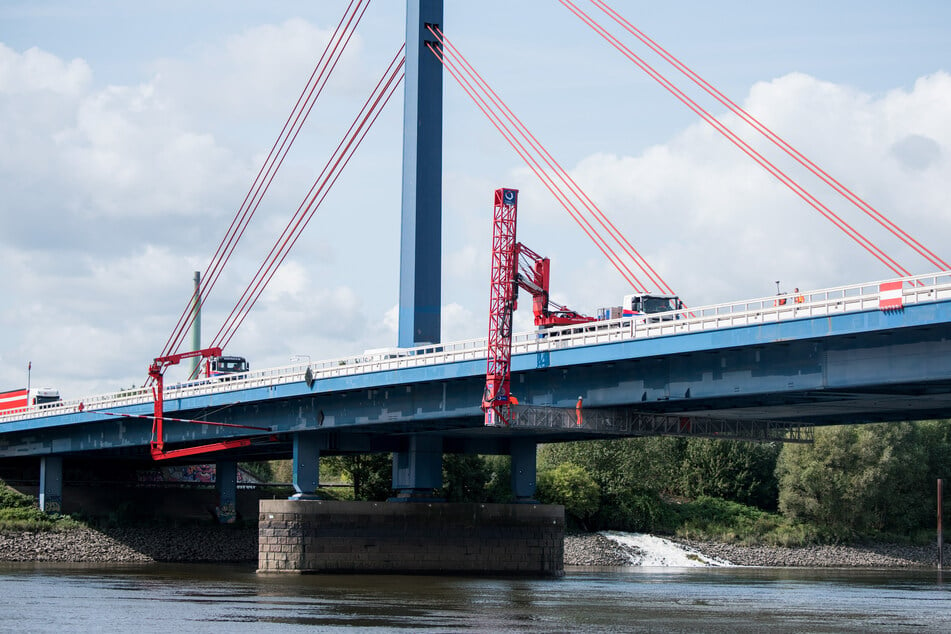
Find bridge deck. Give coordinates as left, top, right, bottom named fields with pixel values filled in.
left=2, top=272, right=951, bottom=459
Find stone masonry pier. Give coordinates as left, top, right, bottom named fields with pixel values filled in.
left=258, top=500, right=564, bottom=576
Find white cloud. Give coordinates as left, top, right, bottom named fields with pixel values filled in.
left=0, top=16, right=382, bottom=398
left=0, top=44, right=91, bottom=95
left=560, top=71, right=951, bottom=307
left=150, top=18, right=364, bottom=127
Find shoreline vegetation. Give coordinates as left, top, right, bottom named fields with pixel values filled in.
left=0, top=526, right=946, bottom=568
left=3, top=427, right=949, bottom=569
left=1, top=480, right=947, bottom=568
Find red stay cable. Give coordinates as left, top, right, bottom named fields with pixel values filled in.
left=189, top=0, right=372, bottom=352
left=221, top=76, right=403, bottom=350
left=430, top=26, right=675, bottom=297
left=561, top=0, right=912, bottom=277
left=217, top=69, right=405, bottom=351
left=430, top=43, right=645, bottom=292
left=162, top=0, right=365, bottom=362
left=213, top=49, right=403, bottom=349
left=591, top=0, right=950, bottom=272
left=428, top=39, right=648, bottom=293
left=156, top=0, right=371, bottom=372
left=212, top=49, right=406, bottom=350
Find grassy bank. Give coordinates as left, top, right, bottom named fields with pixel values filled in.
left=666, top=497, right=824, bottom=546
left=651, top=496, right=937, bottom=547
left=0, top=483, right=81, bottom=532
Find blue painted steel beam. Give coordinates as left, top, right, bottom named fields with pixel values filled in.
left=39, top=455, right=62, bottom=512
left=215, top=460, right=237, bottom=523
left=399, top=0, right=444, bottom=347
left=510, top=438, right=537, bottom=501
left=391, top=433, right=443, bottom=496
left=291, top=431, right=322, bottom=499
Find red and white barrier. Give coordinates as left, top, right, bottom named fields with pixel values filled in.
left=879, top=281, right=903, bottom=311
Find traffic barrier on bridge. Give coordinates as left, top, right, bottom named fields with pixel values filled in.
left=879, top=281, right=904, bottom=311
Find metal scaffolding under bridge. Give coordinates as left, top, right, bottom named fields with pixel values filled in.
left=505, top=404, right=815, bottom=444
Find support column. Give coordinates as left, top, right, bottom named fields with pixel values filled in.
left=215, top=460, right=237, bottom=524
left=39, top=455, right=62, bottom=513
left=189, top=271, right=201, bottom=377
left=290, top=431, right=321, bottom=500
left=398, top=0, right=444, bottom=347
left=391, top=434, right=443, bottom=500
left=510, top=438, right=537, bottom=503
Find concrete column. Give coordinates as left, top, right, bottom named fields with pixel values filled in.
left=290, top=431, right=321, bottom=500
left=391, top=434, right=443, bottom=500
left=510, top=438, right=537, bottom=502
left=39, top=455, right=63, bottom=513
left=215, top=460, right=237, bottom=524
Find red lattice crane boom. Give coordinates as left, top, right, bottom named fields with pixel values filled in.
left=482, top=188, right=595, bottom=426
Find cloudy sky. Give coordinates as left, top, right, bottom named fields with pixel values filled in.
left=1, top=1, right=949, bottom=398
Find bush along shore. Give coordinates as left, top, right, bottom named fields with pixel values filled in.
left=1, top=526, right=948, bottom=567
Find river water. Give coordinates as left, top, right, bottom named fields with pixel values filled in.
left=0, top=562, right=948, bottom=633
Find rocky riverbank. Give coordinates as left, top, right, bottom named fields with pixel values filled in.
left=565, top=532, right=949, bottom=568
left=1, top=526, right=947, bottom=568
left=0, top=526, right=257, bottom=563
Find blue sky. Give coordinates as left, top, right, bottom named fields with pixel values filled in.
left=1, top=1, right=949, bottom=397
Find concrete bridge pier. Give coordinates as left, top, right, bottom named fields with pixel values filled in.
left=258, top=434, right=564, bottom=575
left=390, top=434, right=443, bottom=500
left=39, top=455, right=62, bottom=513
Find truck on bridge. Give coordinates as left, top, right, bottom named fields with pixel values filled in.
left=207, top=355, right=250, bottom=378
left=619, top=292, right=684, bottom=321
left=0, top=387, right=61, bottom=414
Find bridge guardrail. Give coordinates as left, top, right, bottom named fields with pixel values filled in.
left=4, top=271, right=951, bottom=424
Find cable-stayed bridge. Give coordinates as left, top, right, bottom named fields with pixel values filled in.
left=1, top=2, right=948, bottom=574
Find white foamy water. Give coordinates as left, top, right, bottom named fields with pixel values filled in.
left=601, top=531, right=734, bottom=567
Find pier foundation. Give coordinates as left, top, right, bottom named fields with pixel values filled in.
left=258, top=500, right=564, bottom=576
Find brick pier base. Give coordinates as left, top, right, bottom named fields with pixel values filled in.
left=258, top=500, right=564, bottom=576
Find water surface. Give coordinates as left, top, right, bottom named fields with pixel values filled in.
left=0, top=563, right=947, bottom=632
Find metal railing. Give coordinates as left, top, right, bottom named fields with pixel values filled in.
left=3, top=271, right=950, bottom=424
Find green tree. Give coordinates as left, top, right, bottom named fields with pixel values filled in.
left=536, top=462, right=600, bottom=529
left=677, top=439, right=780, bottom=510
left=441, top=454, right=491, bottom=502
left=482, top=455, right=513, bottom=503
left=238, top=461, right=274, bottom=483
left=324, top=454, right=393, bottom=501
left=777, top=423, right=931, bottom=536
left=540, top=438, right=678, bottom=531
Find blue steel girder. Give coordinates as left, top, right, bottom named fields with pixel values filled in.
left=5, top=301, right=951, bottom=460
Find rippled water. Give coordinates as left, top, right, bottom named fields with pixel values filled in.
left=0, top=563, right=948, bottom=632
